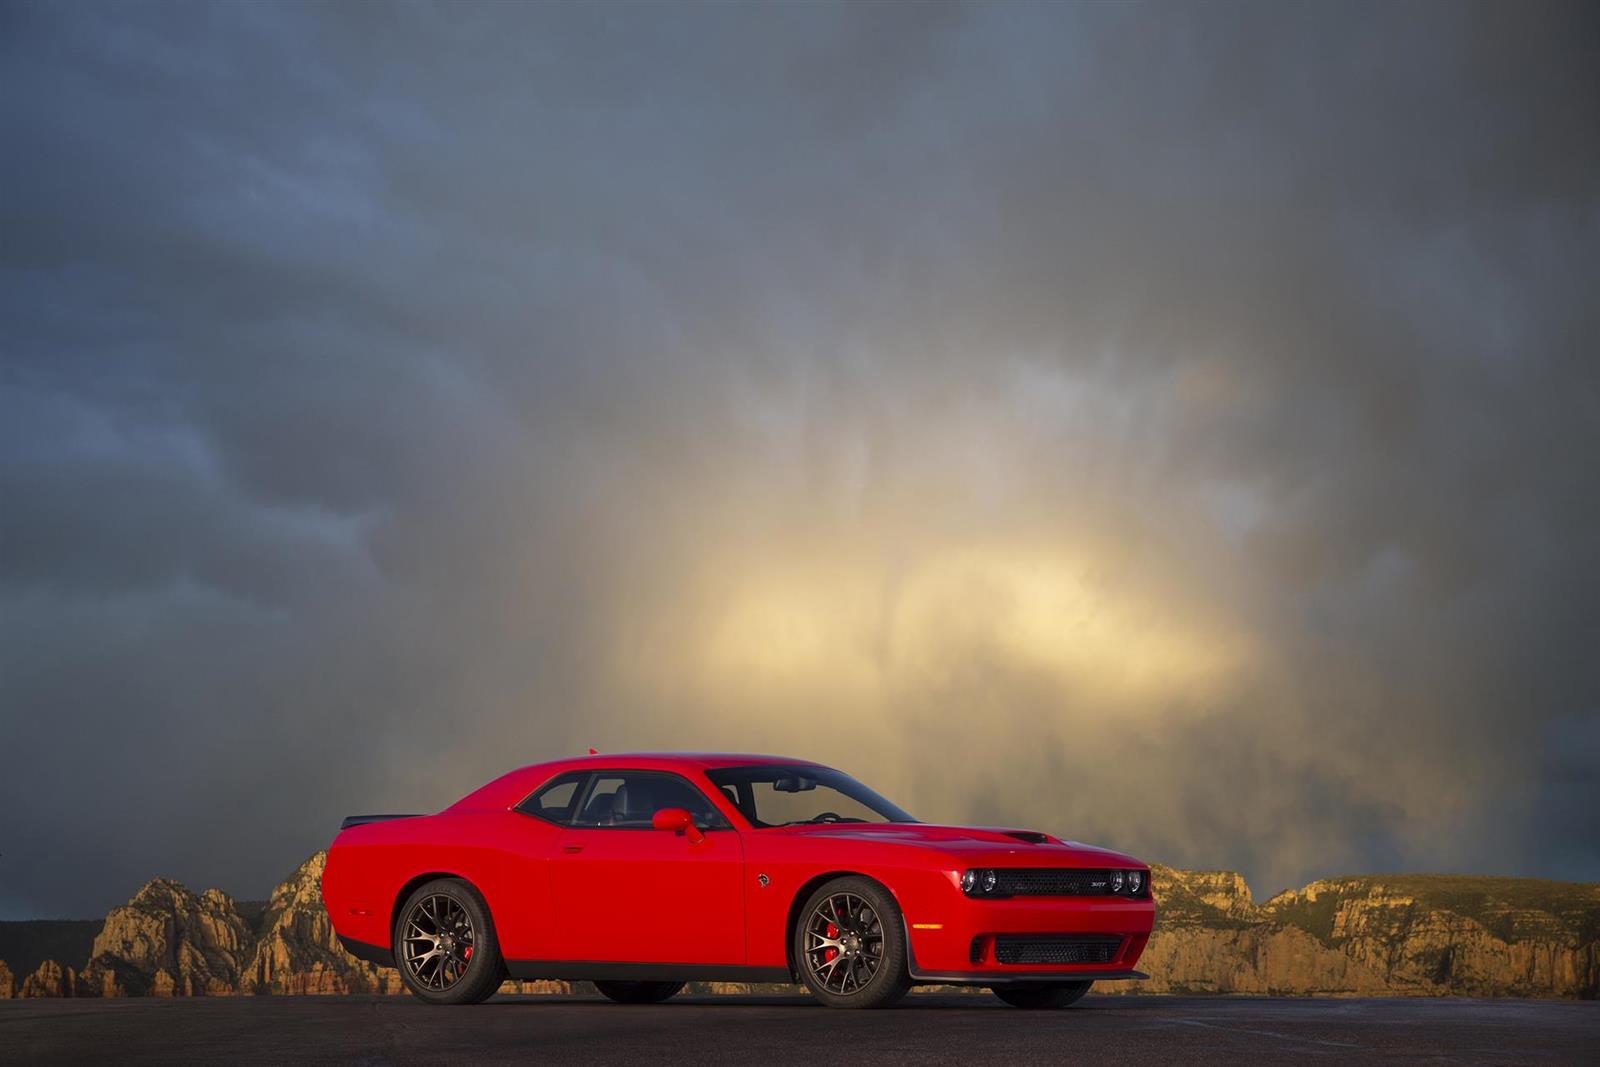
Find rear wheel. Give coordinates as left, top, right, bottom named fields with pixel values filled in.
left=794, top=876, right=911, bottom=1009
left=990, top=980, right=1093, bottom=1009
left=394, top=878, right=504, bottom=1005
left=593, top=980, right=684, bottom=1004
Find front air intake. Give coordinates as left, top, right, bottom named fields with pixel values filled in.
left=992, top=935, right=1124, bottom=965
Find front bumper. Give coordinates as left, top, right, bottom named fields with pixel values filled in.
left=902, top=893, right=1154, bottom=983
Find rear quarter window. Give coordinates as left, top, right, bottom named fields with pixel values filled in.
left=516, top=772, right=588, bottom=824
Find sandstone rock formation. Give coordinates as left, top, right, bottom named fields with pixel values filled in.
left=1107, top=866, right=1600, bottom=998
left=247, top=851, right=404, bottom=995
left=0, top=959, right=15, bottom=998
left=19, top=959, right=75, bottom=998
left=77, top=878, right=252, bottom=996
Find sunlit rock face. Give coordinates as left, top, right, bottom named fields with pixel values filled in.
left=77, top=879, right=252, bottom=996
left=1109, top=867, right=1600, bottom=998
left=19, top=960, right=76, bottom=998
left=246, top=851, right=403, bottom=995
left=0, top=959, right=13, bottom=998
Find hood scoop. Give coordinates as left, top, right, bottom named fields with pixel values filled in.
left=1003, top=831, right=1051, bottom=844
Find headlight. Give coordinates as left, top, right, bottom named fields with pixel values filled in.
left=1109, top=870, right=1125, bottom=893
left=961, top=869, right=1000, bottom=896
left=1127, top=870, right=1144, bottom=895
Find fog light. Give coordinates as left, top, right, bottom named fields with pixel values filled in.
left=1128, top=870, right=1144, bottom=894
left=1109, top=870, right=1125, bottom=893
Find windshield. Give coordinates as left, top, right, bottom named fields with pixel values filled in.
left=705, top=765, right=917, bottom=827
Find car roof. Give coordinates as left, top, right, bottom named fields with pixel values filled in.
left=559, top=752, right=819, bottom=769
left=448, top=752, right=824, bottom=812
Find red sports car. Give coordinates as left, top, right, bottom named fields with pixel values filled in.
left=323, top=753, right=1154, bottom=1009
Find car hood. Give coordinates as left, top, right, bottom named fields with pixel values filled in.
left=777, top=822, right=1146, bottom=868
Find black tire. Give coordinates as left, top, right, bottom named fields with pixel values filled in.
left=592, top=980, right=685, bottom=1004
left=393, top=878, right=505, bottom=1005
left=990, top=980, right=1093, bottom=1009
left=793, top=876, right=911, bottom=1009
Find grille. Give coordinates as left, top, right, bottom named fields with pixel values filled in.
left=991, top=868, right=1141, bottom=897
left=992, top=935, right=1123, bottom=966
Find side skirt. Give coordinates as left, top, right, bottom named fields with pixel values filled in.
left=507, top=961, right=795, bottom=984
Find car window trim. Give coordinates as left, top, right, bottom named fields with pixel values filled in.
left=514, top=771, right=594, bottom=826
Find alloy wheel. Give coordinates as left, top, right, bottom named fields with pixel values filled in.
left=802, top=891, right=885, bottom=994
left=401, top=892, right=476, bottom=991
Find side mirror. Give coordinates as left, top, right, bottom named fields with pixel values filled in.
left=651, top=807, right=705, bottom=844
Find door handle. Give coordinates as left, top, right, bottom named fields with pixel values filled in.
left=562, top=845, right=584, bottom=854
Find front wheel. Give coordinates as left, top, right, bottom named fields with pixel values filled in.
left=593, top=980, right=684, bottom=1004
left=794, top=876, right=911, bottom=1009
left=990, top=980, right=1093, bottom=1009
left=394, top=878, right=505, bottom=1005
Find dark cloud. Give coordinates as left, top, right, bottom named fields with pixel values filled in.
left=2, top=0, right=1597, bottom=917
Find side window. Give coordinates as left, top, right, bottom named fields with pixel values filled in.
left=572, top=772, right=730, bottom=830
left=516, top=772, right=589, bottom=825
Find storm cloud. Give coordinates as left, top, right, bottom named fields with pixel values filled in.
left=2, top=0, right=1597, bottom=918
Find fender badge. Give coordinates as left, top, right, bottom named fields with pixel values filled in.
left=757, top=873, right=770, bottom=888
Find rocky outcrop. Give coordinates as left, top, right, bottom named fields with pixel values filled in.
left=246, top=852, right=403, bottom=995
left=77, top=879, right=252, bottom=996
left=1110, top=868, right=1600, bottom=998
left=1173, top=869, right=1257, bottom=918
left=0, top=959, right=15, bottom=998
left=1262, top=875, right=1600, bottom=997
left=19, top=960, right=75, bottom=998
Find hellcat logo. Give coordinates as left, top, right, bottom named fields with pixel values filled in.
left=757, top=874, right=770, bottom=888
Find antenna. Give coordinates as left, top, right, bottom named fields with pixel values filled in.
left=587, top=747, right=599, bottom=755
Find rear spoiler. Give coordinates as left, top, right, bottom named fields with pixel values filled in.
left=340, top=813, right=423, bottom=830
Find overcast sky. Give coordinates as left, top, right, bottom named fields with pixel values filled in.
left=2, top=0, right=1597, bottom=919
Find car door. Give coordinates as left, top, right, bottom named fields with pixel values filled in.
left=549, top=770, right=744, bottom=965
left=497, top=770, right=592, bottom=960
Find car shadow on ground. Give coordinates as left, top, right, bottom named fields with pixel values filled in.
left=485, top=992, right=1078, bottom=1011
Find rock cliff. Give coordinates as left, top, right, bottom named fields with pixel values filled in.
left=246, top=852, right=404, bottom=995
left=75, top=878, right=253, bottom=996
left=2, top=857, right=1594, bottom=998
left=19, top=959, right=75, bottom=998
left=1108, top=866, right=1600, bottom=998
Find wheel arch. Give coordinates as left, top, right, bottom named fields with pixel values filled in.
left=390, top=870, right=485, bottom=944
left=783, top=870, right=905, bottom=977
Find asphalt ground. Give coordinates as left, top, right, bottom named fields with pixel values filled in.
left=2, top=992, right=1596, bottom=1065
